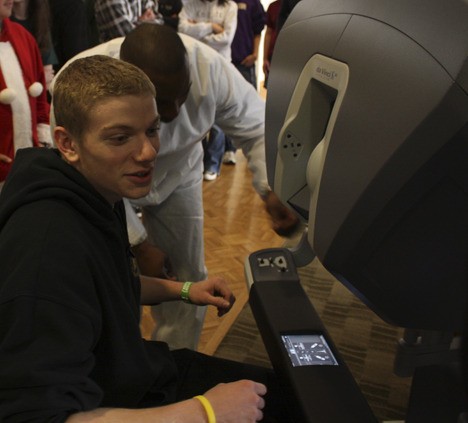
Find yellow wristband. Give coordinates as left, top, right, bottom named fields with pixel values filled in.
left=194, top=395, right=216, bottom=423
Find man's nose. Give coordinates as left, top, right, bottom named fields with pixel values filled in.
left=137, top=134, right=158, bottom=162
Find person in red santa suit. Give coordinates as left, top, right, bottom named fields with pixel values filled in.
left=0, top=0, right=51, bottom=191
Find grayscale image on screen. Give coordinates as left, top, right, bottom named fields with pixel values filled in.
left=281, top=334, right=338, bottom=367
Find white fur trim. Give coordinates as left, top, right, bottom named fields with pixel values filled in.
left=0, top=42, right=33, bottom=151
left=0, top=87, right=16, bottom=104
left=28, top=81, right=43, bottom=97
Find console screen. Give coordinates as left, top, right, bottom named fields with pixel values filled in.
left=281, top=333, right=338, bottom=366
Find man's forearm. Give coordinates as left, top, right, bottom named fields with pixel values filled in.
left=66, top=399, right=205, bottom=423
left=139, top=275, right=184, bottom=305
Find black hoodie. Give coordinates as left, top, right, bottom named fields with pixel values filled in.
left=0, top=148, right=177, bottom=422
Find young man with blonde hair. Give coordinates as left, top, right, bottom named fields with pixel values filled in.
left=0, top=55, right=288, bottom=422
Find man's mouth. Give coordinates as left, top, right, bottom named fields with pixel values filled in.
left=126, top=169, right=153, bottom=183
left=133, top=170, right=151, bottom=177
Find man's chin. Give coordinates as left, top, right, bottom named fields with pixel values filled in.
left=126, top=187, right=152, bottom=201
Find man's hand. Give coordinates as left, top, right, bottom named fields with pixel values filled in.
left=263, top=190, right=300, bottom=237
left=241, top=54, right=257, bottom=67
left=132, top=239, right=174, bottom=279
left=203, top=380, right=267, bottom=422
left=0, top=154, right=12, bottom=164
left=188, top=276, right=236, bottom=316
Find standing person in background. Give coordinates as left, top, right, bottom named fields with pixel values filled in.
left=231, top=0, right=265, bottom=88
left=222, top=0, right=265, bottom=166
left=49, top=0, right=91, bottom=70
left=0, top=0, right=52, bottom=192
left=178, top=0, right=238, bottom=180
left=11, top=0, right=58, bottom=90
left=94, top=0, right=163, bottom=42
left=178, top=0, right=237, bottom=61
left=263, top=0, right=280, bottom=89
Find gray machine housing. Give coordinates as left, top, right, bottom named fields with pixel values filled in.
left=266, top=0, right=468, bottom=331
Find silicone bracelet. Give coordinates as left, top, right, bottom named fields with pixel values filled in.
left=194, top=395, right=216, bottom=423
left=181, top=281, right=193, bottom=303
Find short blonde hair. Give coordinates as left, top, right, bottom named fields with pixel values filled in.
left=53, top=55, right=156, bottom=139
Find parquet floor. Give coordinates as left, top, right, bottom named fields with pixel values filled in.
left=140, top=152, right=285, bottom=354
left=199, top=153, right=284, bottom=354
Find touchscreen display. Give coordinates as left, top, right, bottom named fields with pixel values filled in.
left=281, top=333, right=338, bottom=367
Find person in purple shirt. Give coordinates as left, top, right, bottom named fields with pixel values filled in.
left=231, top=0, right=265, bottom=87
left=220, top=0, right=265, bottom=166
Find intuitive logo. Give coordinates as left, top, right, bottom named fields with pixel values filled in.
left=316, top=66, right=338, bottom=80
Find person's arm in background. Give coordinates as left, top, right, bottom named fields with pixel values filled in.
left=241, top=0, right=265, bottom=67
left=262, top=25, right=272, bottom=78
left=263, top=0, right=278, bottom=81
left=0, top=155, right=12, bottom=165
left=202, top=1, right=238, bottom=53
left=241, top=33, right=261, bottom=67
left=177, top=1, right=214, bottom=40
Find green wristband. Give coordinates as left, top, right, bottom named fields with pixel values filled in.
left=181, top=281, right=193, bottom=303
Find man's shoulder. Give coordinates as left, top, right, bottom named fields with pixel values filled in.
left=180, top=33, right=230, bottom=70
left=69, top=37, right=124, bottom=62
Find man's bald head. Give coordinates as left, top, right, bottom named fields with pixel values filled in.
left=120, top=24, right=191, bottom=123
left=121, top=23, right=187, bottom=76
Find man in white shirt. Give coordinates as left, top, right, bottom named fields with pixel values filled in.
left=54, top=23, right=298, bottom=350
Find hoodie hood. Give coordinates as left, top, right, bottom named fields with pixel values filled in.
left=0, top=148, right=119, bottom=234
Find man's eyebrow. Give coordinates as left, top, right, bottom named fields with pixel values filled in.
left=101, top=124, right=134, bottom=132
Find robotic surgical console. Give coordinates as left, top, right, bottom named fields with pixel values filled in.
left=244, top=0, right=468, bottom=421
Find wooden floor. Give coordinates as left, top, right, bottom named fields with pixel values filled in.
left=140, top=152, right=285, bottom=354
left=199, top=153, right=284, bottom=354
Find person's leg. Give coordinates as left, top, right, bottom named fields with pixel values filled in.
left=224, top=136, right=236, bottom=153
left=172, top=349, right=291, bottom=422
left=142, top=178, right=208, bottom=350
left=222, top=136, right=237, bottom=164
left=202, top=125, right=225, bottom=179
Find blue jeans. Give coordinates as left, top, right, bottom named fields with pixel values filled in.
left=202, top=125, right=225, bottom=174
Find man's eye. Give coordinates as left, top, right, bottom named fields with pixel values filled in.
left=109, top=135, right=129, bottom=144
left=147, top=127, right=159, bottom=137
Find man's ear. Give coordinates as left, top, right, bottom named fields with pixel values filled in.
left=54, top=126, right=80, bottom=164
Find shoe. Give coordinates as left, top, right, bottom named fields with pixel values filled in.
left=203, top=171, right=218, bottom=181
left=223, top=151, right=237, bottom=165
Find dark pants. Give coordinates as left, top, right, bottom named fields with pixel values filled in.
left=172, top=348, right=291, bottom=422
left=233, top=62, right=257, bottom=89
